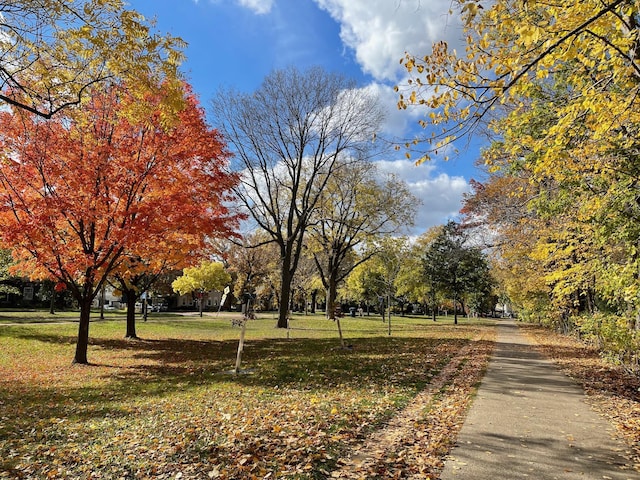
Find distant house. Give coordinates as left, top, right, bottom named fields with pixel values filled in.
left=92, top=285, right=122, bottom=309
left=175, top=290, right=224, bottom=310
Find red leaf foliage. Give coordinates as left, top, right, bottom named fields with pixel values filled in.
left=0, top=83, right=242, bottom=288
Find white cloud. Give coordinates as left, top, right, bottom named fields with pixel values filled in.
left=374, top=158, right=470, bottom=233
left=361, top=82, right=428, bottom=138
left=236, top=0, right=274, bottom=15
left=313, top=0, right=463, bottom=82
left=312, top=1, right=463, bottom=141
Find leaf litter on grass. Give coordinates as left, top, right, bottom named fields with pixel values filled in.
left=0, top=318, right=495, bottom=479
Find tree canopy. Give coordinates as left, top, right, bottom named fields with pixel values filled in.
left=422, top=221, right=492, bottom=324
left=0, top=82, right=240, bottom=363
left=0, top=0, right=185, bottom=118
left=399, top=0, right=640, bottom=165
left=308, top=160, right=418, bottom=321
left=212, top=66, right=384, bottom=328
left=401, top=0, right=640, bottom=366
left=172, top=261, right=231, bottom=316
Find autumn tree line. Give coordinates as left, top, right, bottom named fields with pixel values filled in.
left=0, top=1, right=498, bottom=365
left=397, top=0, right=640, bottom=371
left=9, top=0, right=636, bottom=372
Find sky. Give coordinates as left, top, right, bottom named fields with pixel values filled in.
left=128, top=0, right=486, bottom=235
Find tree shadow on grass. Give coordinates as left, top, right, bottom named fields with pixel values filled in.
left=0, top=328, right=482, bottom=426
left=0, top=326, right=496, bottom=480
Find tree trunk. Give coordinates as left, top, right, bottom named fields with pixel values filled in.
left=125, top=290, right=138, bottom=339
left=73, top=297, right=92, bottom=364
left=326, top=278, right=338, bottom=320
left=326, top=278, right=347, bottom=346
left=49, top=291, right=55, bottom=315
left=453, top=294, right=459, bottom=325
left=431, top=290, right=438, bottom=321
left=310, top=289, right=317, bottom=314
left=99, top=283, right=106, bottom=320
left=277, top=268, right=292, bottom=328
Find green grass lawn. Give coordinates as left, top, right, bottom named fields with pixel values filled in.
left=0, top=311, right=495, bottom=479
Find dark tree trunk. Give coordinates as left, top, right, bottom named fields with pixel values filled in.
left=99, top=284, right=106, bottom=320
left=125, top=291, right=138, bottom=339
left=49, top=291, right=55, bottom=315
left=310, top=289, right=317, bottom=314
left=326, top=278, right=346, bottom=347
left=73, top=297, right=93, bottom=364
left=277, top=268, right=292, bottom=328
left=453, top=293, right=459, bottom=325
left=326, top=277, right=338, bottom=320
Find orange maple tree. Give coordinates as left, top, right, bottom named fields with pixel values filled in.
left=0, top=83, right=241, bottom=364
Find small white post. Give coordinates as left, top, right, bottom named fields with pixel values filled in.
left=234, top=321, right=246, bottom=374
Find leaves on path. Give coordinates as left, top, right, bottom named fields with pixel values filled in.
left=524, top=325, right=640, bottom=472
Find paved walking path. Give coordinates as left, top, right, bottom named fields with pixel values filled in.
left=440, top=319, right=639, bottom=480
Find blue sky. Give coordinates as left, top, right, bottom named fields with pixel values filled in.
left=128, top=0, right=485, bottom=234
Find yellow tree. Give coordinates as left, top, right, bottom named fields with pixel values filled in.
left=396, top=226, right=444, bottom=320
left=343, top=237, right=409, bottom=336
left=399, top=0, right=640, bottom=167
left=172, top=261, right=232, bottom=317
left=307, top=160, right=417, bottom=322
left=0, top=0, right=185, bottom=118
left=401, top=0, right=640, bottom=347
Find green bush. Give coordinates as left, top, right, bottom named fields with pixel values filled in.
left=576, top=313, right=639, bottom=371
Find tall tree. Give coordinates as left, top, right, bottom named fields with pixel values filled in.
left=289, top=253, right=321, bottom=314
left=308, top=160, right=417, bottom=322
left=109, top=258, right=170, bottom=339
left=400, top=0, right=640, bottom=334
left=212, top=66, right=384, bottom=328
left=461, top=171, right=552, bottom=320
left=226, top=235, right=281, bottom=312
left=343, top=260, right=386, bottom=315
left=423, top=221, right=491, bottom=324
left=343, top=237, right=409, bottom=337
left=0, top=83, right=240, bottom=364
left=0, top=0, right=185, bottom=118
left=396, top=226, right=444, bottom=321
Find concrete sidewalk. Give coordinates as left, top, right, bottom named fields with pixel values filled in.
left=440, top=319, right=639, bottom=480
